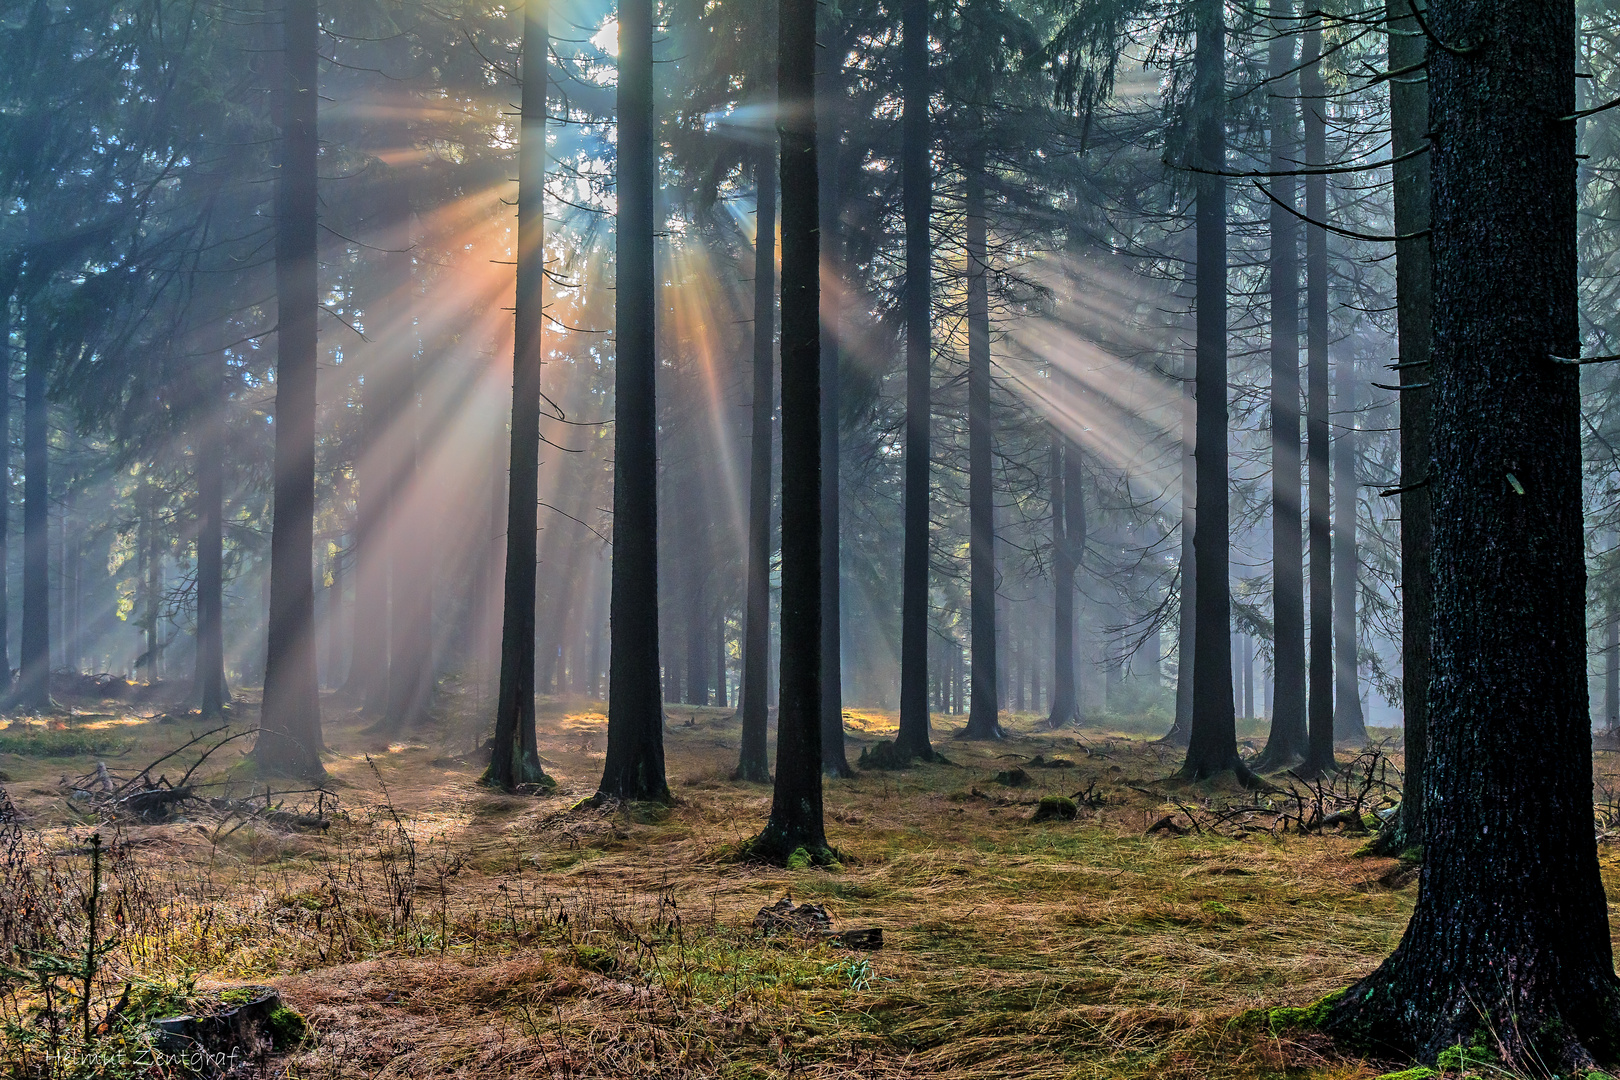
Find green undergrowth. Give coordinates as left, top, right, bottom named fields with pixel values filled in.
left=0, top=727, right=131, bottom=758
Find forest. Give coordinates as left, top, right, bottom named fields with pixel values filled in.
left=0, top=0, right=1617, bottom=1074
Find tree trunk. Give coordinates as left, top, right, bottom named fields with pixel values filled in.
left=1381, top=0, right=1431, bottom=853
left=1048, top=432, right=1084, bottom=728
left=894, top=0, right=933, bottom=761
left=1256, top=0, right=1306, bottom=770
left=1332, top=332, right=1367, bottom=742
left=0, top=298, right=13, bottom=690
left=1164, top=347, right=1194, bottom=745
left=1606, top=597, right=1619, bottom=735
left=17, top=301, right=48, bottom=711
left=487, top=0, right=550, bottom=791
left=737, top=140, right=776, bottom=784
left=598, top=0, right=669, bottom=802
left=323, top=532, right=344, bottom=692
left=256, top=0, right=325, bottom=777
left=145, top=494, right=161, bottom=681
left=1242, top=633, right=1253, bottom=719
left=1178, top=0, right=1249, bottom=783
left=1323, top=0, right=1620, bottom=1064
left=818, top=24, right=852, bottom=775
left=963, top=150, right=1001, bottom=740
left=1300, top=23, right=1335, bottom=777
left=752, top=0, right=827, bottom=858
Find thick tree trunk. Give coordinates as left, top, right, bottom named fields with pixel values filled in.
left=598, top=0, right=669, bottom=802
left=257, top=0, right=325, bottom=777
left=1256, top=0, right=1306, bottom=771
left=894, top=0, right=933, bottom=761
left=1378, top=0, right=1431, bottom=853
left=1332, top=336, right=1367, bottom=742
left=818, top=27, right=851, bottom=776
left=737, top=141, right=776, bottom=784
left=488, top=0, right=550, bottom=791
left=963, top=152, right=1001, bottom=740
left=1178, top=0, right=1249, bottom=783
left=1324, top=0, right=1620, bottom=1064
left=1300, top=24, right=1335, bottom=777
left=752, top=0, right=827, bottom=858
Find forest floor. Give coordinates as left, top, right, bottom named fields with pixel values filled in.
left=4, top=684, right=1618, bottom=1079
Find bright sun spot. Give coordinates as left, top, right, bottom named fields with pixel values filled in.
left=592, top=18, right=619, bottom=57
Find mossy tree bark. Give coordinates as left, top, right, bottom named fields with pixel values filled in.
left=1324, top=0, right=1620, bottom=1065
left=751, top=0, right=828, bottom=859
left=598, top=0, right=669, bottom=803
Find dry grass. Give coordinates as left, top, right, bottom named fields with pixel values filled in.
left=5, top=693, right=1617, bottom=1079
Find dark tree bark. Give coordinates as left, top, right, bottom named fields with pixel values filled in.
left=1177, top=0, right=1250, bottom=783
left=383, top=184, right=433, bottom=736
left=598, top=0, right=668, bottom=802
left=1255, top=0, right=1306, bottom=771
left=1323, top=0, right=1620, bottom=1065
left=894, top=0, right=933, bottom=761
left=17, top=302, right=47, bottom=711
left=1242, top=634, right=1254, bottom=719
left=962, top=151, right=1001, bottom=740
left=737, top=141, right=776, bottom=784
left=1164, top=350, right=1194, bottom=745
left=1300, top=23, right=1335, bottom=777
left=1332, top=333, right=1367, bottom=743
left=487, top=0, right=551, bottom=791
left=751, top=0, right=827, bottom=860
left=0, top=299, right=12, bottom=691
left=1048, top=432, right=1084, bottom=729
left=256, top=0, right=325, bottom=777
left=818, top=32, right=852, bottom=775
left=1047, top=432, right=1073, bottom=728
left=1378, top=0, right=1431, bottom=853
left=1608, top=595, right=1619, bottom=734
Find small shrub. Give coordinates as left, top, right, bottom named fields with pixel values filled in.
left=1031, top=796, right=1078, bottom=821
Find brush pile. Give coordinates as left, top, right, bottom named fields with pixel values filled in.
left=57, top=725, right=336, bottom=831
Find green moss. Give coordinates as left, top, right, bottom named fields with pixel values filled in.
left=1234, top=988, right=1347, bottom=1033
left=0, top=729, right=129, bottom=757
left=266, top=1004, right=308, bottom=1049
left=1436, top=1040, right=1494, bottom=1071
left=1031, top=795, right=1078, bottom=822
left=573, top=945, right=618, bottom=974
left=786, top=847, right=812, bottom=870
left=1370, top=1070, right=1437, bottom=1080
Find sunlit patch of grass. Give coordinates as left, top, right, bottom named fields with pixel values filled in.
left=0, top=692, right=1578, bottom=1079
